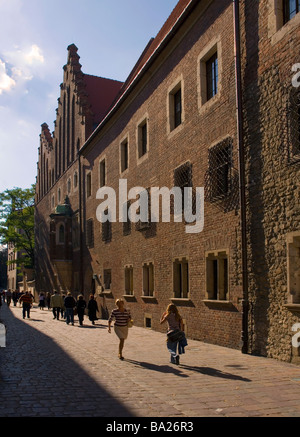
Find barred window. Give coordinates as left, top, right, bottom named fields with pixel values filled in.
left=86, top=218, right=94, bottom=248
left=206, top=138, right=232, bottom=201
left=174, top=162, right=192, bottom=212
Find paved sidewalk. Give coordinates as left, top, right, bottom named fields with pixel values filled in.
left=1, top=302, right=300, bottom=418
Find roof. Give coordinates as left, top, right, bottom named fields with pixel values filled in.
left=80, top=0, right=195, bottom=153
left=83, top=74, right=123, bottom=125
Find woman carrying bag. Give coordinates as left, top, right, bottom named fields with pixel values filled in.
left=160, top=303, right=187, bottom=365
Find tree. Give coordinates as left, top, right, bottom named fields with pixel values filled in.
left=0, top=185, right=35, bottom=269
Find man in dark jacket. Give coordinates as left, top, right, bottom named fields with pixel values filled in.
left=64, top=292, right=76, bottom=325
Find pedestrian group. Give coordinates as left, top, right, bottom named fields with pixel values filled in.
left=1, top=288, right=188, bottom=365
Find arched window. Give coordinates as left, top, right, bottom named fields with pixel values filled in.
left=58, top=224, right=65, bottom=244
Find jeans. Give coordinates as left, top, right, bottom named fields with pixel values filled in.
left=65, top=308, right=74, bottom=324
left=167, top=339, right=179, bottom=363
left=52, top=307, right=60, bottom=319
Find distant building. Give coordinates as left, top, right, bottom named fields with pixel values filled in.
left=35, top=0, right=300, bottom=363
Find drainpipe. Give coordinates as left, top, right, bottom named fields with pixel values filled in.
left=233, top=0, right=249, bottom=354
left=78, top=154, right=84, bottom=294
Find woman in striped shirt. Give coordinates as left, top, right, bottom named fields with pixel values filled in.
left=108, top=299, right=131, bottom=360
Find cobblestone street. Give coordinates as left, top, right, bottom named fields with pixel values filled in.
left=1, top=302, right=300, bottom=418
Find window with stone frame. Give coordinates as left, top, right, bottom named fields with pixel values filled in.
left=206, top=52, right=218, bottom=101
left=86, top=173, right=92, bottom=198
left=102, top=209, right=112, bottom=243
left=103, top=269, right=112, bottom=290
left=287, top=232, right=300, bottom=304
left=169, top=82, right=183, bottom=132
left=137, top=119, right=148, bottom=159
left=173, top=257, right=189, bottom=299
left=120, top=137, right=129, bottom=173
left=206, top=251, right=229, bottom=301
left=142, top=262, right=154, bottom=296
left=99, top=158, right=106, bottom=188
left=283, top=0, right=300, bottom=23
left=124, top=265, right=134, bottom=295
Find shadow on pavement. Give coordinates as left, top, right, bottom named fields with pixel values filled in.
left=179, top=364, right=252, bottom=381
left=124, top=359, right=189, bottom=378
left=0, top=305, right=133, bottom=417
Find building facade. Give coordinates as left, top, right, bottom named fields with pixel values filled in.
left=35, top=0, right=300, bottom=363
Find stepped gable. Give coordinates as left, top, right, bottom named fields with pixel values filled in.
left=40, top=122, right=53, bottom=152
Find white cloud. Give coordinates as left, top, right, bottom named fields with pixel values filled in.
left=24, top=44, right=44, bottom=65
left=0, top=59, right=16, bottom=94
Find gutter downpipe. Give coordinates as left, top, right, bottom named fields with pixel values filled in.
left=233, top=0, right=249, bottom=354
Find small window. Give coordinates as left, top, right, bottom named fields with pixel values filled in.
left=58, top=224, right=65, bottom=244
left=283, top=0, right=300, bottom=23
left=169, top=83, right=183, bottom=132
left=173, top=258, right=189, bottom=299
left=99, top=159, right=106, bottom=187
left=103, top=269, right=112, bottom=290
left=138, top=119, right=148, bottom=159
left=143, top=262, right=154, bottom=296
left=74, top=172, right=78, bottom=188
left=206, top=52, right=218, bottom=101
left=58, top=188, right=61, bottom=203
left=120, top=138, right=129, bottom=173
left=125, top=266, right=134, bottom=295
left=86, top=218, right=94, bottom=248
left=67, top=177, right=71, bottom=194
left=86, top=173, right=92, bottom=198
left=287, top=233, right=300, bottom=303
left=102, top=209, right=112, bottom=243
left=288, top=89, right=300, bottom=159
left=206, top=251, right=229, bottom=301
left=123, top=200, right=131, bottom=236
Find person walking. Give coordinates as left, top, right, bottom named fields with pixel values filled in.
left=76, top=295, right=86, bottom=326
left=38, top=292, right=46, bottom=310
left=50, top=290, right=64, bottom=320
left=108, top=298, right=132, bottom=360
left=12, top=290, right=18, bottom=307
left=6, top=289, right=12, bottom=307
left=160, top=303, right=187, bottom=365
left=64, top=291, right=76, bottom=325
left=87, top=294, right=99, bottom=325
left=19, top=291, right=33, bottom=319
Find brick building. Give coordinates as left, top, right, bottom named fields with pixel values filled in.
left=35, top=0, right=300, bottom=362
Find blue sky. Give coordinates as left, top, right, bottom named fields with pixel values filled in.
left=0, top=0, right=178, bottom=193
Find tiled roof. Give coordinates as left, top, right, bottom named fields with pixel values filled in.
left=83, top=74, right=123, bottom=125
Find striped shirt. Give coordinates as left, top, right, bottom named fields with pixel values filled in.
left=19, top=293, right=33, bottom=305
left=109, top=309, right=130, bottom=327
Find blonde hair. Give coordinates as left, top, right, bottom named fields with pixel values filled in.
left=115, top=298, right=124, bottom=308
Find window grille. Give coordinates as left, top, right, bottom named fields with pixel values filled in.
left=204, top=138, right=239, bottom=211
left=174, top=161, right=193, bottom=212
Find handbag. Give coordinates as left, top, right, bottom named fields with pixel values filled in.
left=127, top=318, right=134, bottom=328
left=167, top=329, right=185, bottom=342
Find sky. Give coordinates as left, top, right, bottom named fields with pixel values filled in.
left=0, top=0, right=179, bottom=193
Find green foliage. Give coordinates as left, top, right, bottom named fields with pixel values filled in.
left=0, top=185, right=35, bottom=268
